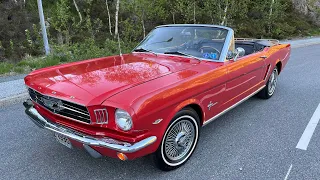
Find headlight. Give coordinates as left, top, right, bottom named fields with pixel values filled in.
left=115, top=109, right=133, bottom=131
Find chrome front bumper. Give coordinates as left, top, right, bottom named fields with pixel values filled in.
left=23, top=99, right=157, bottom=154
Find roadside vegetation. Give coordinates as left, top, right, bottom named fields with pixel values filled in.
left=0, top=0, right=319, bottom=75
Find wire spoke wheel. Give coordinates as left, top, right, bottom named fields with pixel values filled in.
left=164, top=119, right=195, bottom=161
left=155, top=109, right=200, bottom=171
left=268, top=69, right=278, bottom=96
left=159, top=113, right=199, bottom=170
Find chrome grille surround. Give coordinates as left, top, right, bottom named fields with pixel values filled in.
left=28, top=88, right=91, bottom=124
left=94, top=109, right=108, bottom=124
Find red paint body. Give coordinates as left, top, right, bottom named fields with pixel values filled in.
left=24, top=43, right=291, bottom=159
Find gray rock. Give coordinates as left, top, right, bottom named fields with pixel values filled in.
left=292, top=0, right=320, bottom=26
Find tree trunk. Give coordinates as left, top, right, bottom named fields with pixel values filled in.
left=211, top=14, right=214, bottom=24
left=106, top=0, right=112, bottom=35
left=141, top=9, right=146, bottom=38
left=73, top=0, right=82, bottom=23
left=142, top=19, right=146, bottom=38
left=65, top=30, right=70, bottom=45
left=114, top=0, right=120, bottom=38
left=193, top=1, right=196, bottom=24
left=218, top=2, right=222, bottom=21
left=268, top=0, right=275, bottom=33
left=172, top=12, right=175, bottom=24
left=57, top=32, right=63, bottom=45
left=221, top=0, right=229, bottom=26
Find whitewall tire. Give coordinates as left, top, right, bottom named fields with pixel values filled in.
left=153, top=108, right=200, bottom=171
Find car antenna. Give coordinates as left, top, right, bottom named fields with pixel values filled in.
left=117, top=32, right=124, bottom=63
left=117, top=33, right=122, bottom=56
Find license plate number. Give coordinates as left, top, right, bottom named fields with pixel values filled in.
left=55, top=133, right=72, bottom=149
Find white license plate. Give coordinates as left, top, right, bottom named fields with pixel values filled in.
left=54, top=133, right=72, bottom=149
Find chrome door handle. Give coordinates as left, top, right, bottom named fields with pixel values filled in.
left=260, top=55, right=268, bottom=59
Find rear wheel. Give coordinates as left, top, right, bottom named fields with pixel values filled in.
left=257, top=67, right=278, bottom=99
left=153, top=108, right=200, bottom=171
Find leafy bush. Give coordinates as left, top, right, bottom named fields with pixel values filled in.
left=0, top=38, right=137, bottom=75
left=0, top=0, right=319, bottom=75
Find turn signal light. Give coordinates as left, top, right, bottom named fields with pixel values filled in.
left=117, top=152, right=128, bottom=161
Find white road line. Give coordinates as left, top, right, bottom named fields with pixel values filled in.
left=296, top=103, right=320, bottom=150
left=284, top=164, right=293, bottom=180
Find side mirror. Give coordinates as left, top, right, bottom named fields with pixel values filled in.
left=233, top=47, right=245, bottom=61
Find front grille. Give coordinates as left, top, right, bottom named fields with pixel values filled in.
left=28, top=88, right=91, bottom=124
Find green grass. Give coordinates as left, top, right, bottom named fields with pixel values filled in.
left=308, top=28, right=320, bottom=36
left=0, top=62, right=14, bottom=74
left=0, top=55, right=77, bottom=75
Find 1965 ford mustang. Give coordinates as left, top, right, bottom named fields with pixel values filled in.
left=23, top=24, right=290, bottom=171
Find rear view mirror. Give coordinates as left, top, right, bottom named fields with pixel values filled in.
left=233, top=47, right=245, bottom=61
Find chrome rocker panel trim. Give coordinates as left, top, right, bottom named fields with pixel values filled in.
left=23, top=99, right=157, bottom=154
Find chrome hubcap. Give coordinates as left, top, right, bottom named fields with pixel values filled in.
left=268, top=69, right=278, bottom=96
left=164, top=120, right=195, bottom=161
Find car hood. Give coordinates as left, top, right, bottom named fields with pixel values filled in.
left=25, top=53, right=199, bottom=105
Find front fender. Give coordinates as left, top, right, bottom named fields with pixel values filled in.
left=134, top=98, right=203, bottom=152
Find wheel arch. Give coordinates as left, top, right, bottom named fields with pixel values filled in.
left=276, top=61, right=282, bottom=74
left=183, top=104, right=204, bottom=126
left=168, top=98, right=205, bottom=127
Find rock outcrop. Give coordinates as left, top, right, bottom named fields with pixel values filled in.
left=292, top=0, right=320, bottom=26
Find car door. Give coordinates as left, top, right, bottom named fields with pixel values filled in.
left=222, top=51, right=266, bottom=108
left=197, top=61, right=234, bottom=125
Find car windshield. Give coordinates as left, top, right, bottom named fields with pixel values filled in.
left=134, top=26, right=228, bottom=60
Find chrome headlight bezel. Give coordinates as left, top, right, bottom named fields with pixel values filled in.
left=115, top=109, right=133, bottom=131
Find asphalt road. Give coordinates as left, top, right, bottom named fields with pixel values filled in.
left=1, top=44, right=320, bottom=180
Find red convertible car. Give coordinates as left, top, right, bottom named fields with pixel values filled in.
left=23, top=24, right=290, bottom=171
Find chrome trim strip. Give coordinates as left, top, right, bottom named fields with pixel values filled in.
left=23, top=99, right=157, bottom=153
left=62, top=103, right=89, bottom=114
left=203, top=85, right=265, bottom=126
left=152, top=118, right=163, bottom=125
left=60, top=105, right=90, bottom=117
left=220, top=28, right=234, bottom=62
left=156, top=24, right=233, bottom=31
left=58, top=110, right=91, bottom=120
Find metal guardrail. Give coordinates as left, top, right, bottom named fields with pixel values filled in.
left=235, top=38, right=280, bottom=45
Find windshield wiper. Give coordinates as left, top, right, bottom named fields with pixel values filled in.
left=133, top=47, right=157, bottom=56
left=164, top=51, right=201, bottom=61
left=145, top=37, right=173, bottom=46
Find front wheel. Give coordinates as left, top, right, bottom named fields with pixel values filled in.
left=257, top=67, right=278, bottom=99
left=153, top=108, right=200, bottom=171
